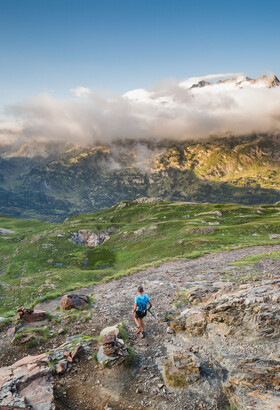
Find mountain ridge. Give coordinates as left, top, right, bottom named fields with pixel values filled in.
left=190, top=74, right=280, bottom=89
left=0, top=134, right=280, bottom=221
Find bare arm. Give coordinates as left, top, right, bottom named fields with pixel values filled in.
left=148, top=300, right=152, bottom=309
left=132, top=302, right=137, bottom=313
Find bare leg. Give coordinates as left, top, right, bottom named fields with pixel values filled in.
left=134, top=315, right=140, bottom=329
left=140, top=318, right=144, bottom=332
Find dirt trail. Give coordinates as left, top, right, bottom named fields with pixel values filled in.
left=36, top=244, right=280, bottom=409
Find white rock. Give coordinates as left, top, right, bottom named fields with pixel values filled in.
left=100, top=325, right=120, bottom=338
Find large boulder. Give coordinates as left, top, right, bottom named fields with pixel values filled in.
left=0, top=354, right=54, bottom=409
left=60, top=294, right=88, bottom=310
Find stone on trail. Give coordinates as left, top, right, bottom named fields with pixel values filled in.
left=48, top=336, right=92, bottom=373
left=17, top=307, right=47, bottom=323
left=56, top=359, right=68, bottom=375
left=60, top=294, right=89, bottom=310
left=97, top=345, right=120, bottom=367
left=97, top=325, right=130, bottom=367
left=6, top=326, right=16, bottom=338
left=71, top=345, right=85, bottom=360
left=166, top=327, right=175, bottom=334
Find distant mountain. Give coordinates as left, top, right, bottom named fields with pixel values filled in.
left=188, top=74, right=280, bottom=89
left=0, top=134, right=280, bottom=221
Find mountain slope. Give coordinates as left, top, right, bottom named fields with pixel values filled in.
left=0, top=135, right=280, bottom=221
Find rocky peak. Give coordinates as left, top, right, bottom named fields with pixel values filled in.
left=190, top=74, right=279, bottom=89
left=266, top=74, right=280, bottom=87
left=190, top=80, right=211, bottom=88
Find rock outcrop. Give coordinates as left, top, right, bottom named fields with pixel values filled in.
left=0, top=354, right=54, bottom=409
left=170, top=279, right=280, bottom=409
left=48, top=335, right=93, bottom=375
left=69, top=228, right=113, bottom=247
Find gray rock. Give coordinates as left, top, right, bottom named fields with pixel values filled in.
left=269, top=234, right=280, bottom=239
left=97, top=346, right=118, bottom=366
left=0, top=228, right=15, bottom=234
left=69, top=229, right=112, bottom=247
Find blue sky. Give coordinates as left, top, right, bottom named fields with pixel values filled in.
left=0, top=0, right=280, bottom=105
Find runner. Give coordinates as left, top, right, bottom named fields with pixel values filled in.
left=132, top=285, right=152, bottom=337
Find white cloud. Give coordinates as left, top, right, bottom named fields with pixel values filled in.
left=1, top=74, right=280, bottom=147
left=70, top=86, right=92, bottom=98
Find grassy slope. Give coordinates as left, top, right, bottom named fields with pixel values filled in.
left=0, top=200, right=280, bottom=315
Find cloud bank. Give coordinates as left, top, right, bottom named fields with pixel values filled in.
left=1, top=73, right=280, bottom=147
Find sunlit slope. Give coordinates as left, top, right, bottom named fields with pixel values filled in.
left=0, top=200, right=280, bottom=314
left=0, top=135, right=280, bottom=221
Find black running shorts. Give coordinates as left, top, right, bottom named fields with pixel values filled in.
left=135, top=310, right=147, bottom=318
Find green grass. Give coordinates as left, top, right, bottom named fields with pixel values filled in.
left=92, top=350, right=98, bottom=362
left=117, top=322, right=129, bottom=342
left=0, top=201, right=280, bottom=314
left=230, top=251, right=280, bottom=265
left=0, top=317, right=12, bottom=331
left=123, top=345, right=137, bottom=366
left=12, top=327, right=51, bottom=348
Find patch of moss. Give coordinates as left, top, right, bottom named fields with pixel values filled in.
left=164, top=360, right=187, bottom=388
left=92, top=350, right=98, bottom=362
left=123, top=345, right=137, bottom=366
left=48, top=359, right=57, bottom=373
left=12, top=327, right=51, bottom=348
left=0, top=318, right=12, bottom=332
left=117, top=322, right=129, bottom=342
left=86, top=248, right=115, bottom=270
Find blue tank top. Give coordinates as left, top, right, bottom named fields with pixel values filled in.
left=135, top=294, right=150, bottom=311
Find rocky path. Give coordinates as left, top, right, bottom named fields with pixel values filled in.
left=35, top=244, right=280, bottom=409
